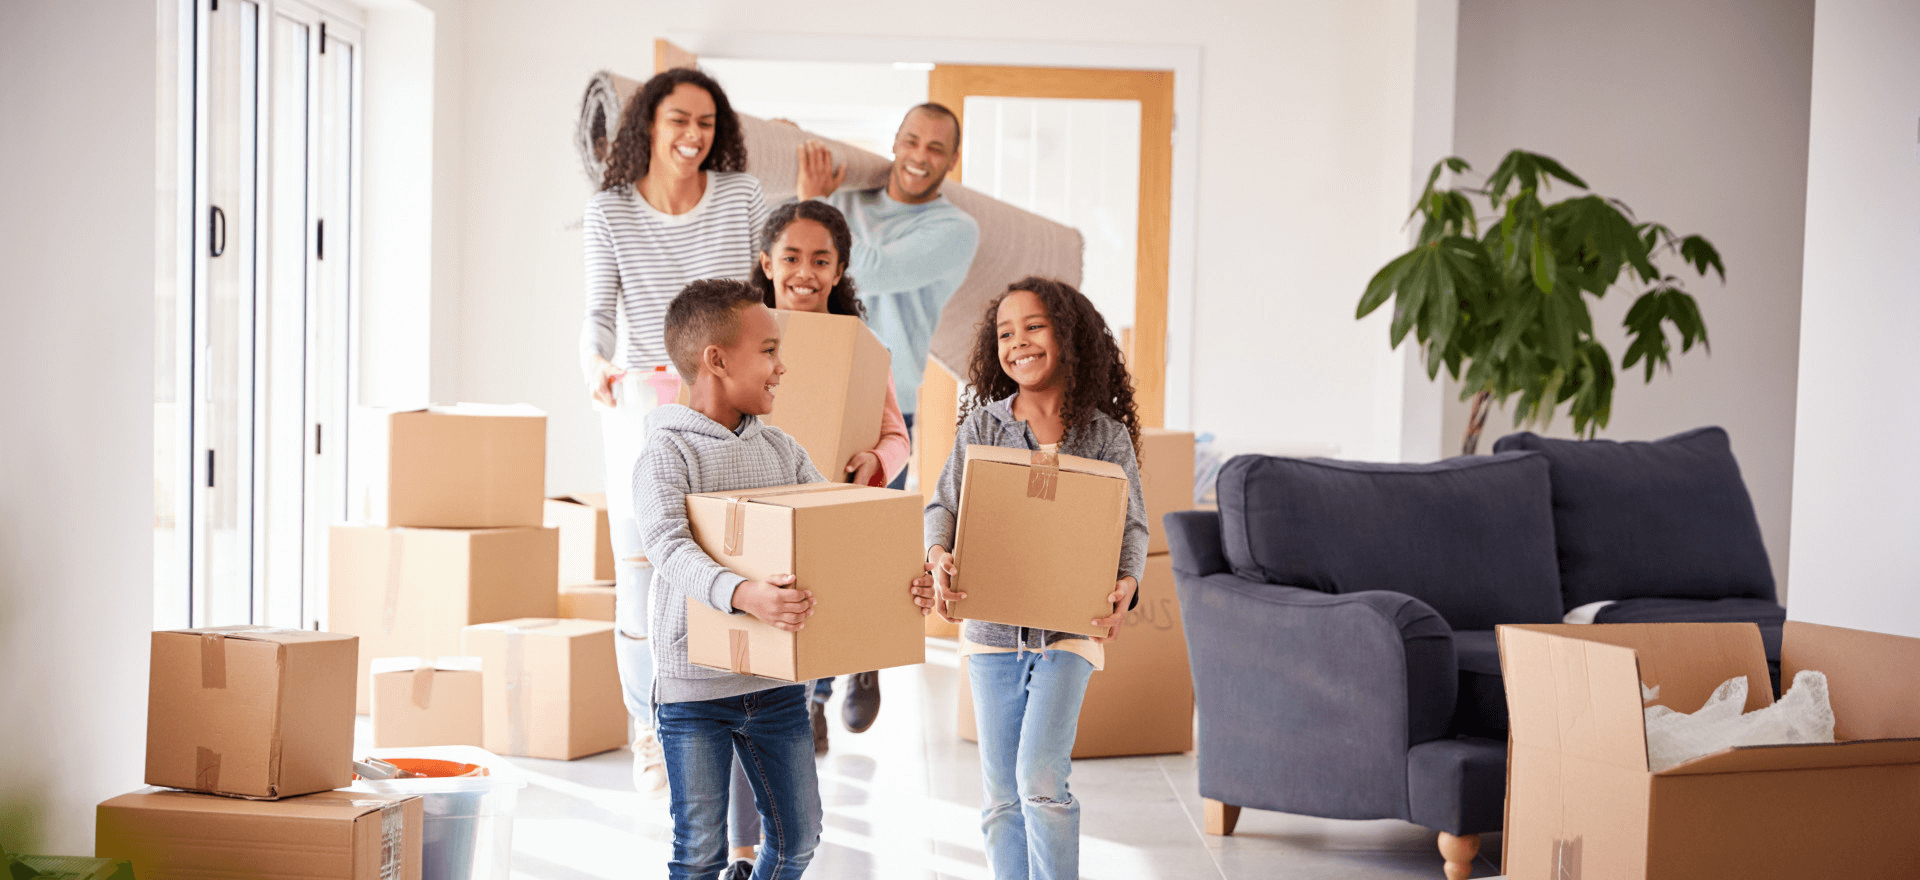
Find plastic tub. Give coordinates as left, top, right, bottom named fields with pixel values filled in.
left=350, top=745, right=526, bottom=880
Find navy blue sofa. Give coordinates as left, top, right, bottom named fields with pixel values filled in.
left=1166, top=426, right=1783, bottom=879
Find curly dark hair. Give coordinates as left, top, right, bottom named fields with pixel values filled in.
left=751, top=200, right=865, bottom=320
left=600, top=68, right=748, bottom=191
left=960, top=276, right=1140, bottom=453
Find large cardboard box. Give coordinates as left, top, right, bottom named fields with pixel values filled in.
left=546, top=493, right=614, bottom=583
left=958, top=554, right=1194, bottom=757
left=145, top=627, right=357, bottom=799
left=464, top=618, right=626, bottom=760
left=949, top=445, right=1128, bottom=637
left=369, top=656, right=484, bottom=748
left=1138, top=428, right=1195, bottom=555
left=1498, top=621, right=1920, bottom=880
left=684, top=483, right=925, bottom=681
left=352, top=404, right=546, bottom=528
left=97, top=788, right=422, bottom=879
left=559, top=582, right=617, bottom=622
left=330, top=525, right=560, bottom=714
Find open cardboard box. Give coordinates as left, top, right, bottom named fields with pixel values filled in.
left=1497, top=621, right=1920, bottom=880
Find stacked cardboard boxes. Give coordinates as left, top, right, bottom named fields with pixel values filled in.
left=330, top=405, right=559, bottom=716
left=957, top=429, right=1198, bottom=758
left=546, top=493, right=614, bottom=584
left=96, top=626, right=426, bottom=878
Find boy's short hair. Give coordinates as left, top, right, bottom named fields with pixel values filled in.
left=665, top=278, right=764, bottom=383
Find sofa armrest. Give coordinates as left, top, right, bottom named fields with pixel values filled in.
left=1175, top=568, right=1458, bottom=822
left=1165, top=508, right=1228, bottom=577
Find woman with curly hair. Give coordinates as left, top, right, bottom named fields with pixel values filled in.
left=911, top=277, right=1149, bottom=880
left=577, top=66, right=766, bottom=801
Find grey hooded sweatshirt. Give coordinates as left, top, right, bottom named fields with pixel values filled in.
left=634, top=403, right=825, bottom=704
left=924, top=394, right=1149, bottom=651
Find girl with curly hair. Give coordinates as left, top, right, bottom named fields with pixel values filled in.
left=577, top=66, right=765, bottom=803
left=912, top=277, right=1149, bottom=880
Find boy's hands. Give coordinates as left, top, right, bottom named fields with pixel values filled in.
left=1090, top=576, right=1138, bottom=644
left=845, top=450, right=881, bottom=486
left=923, top=546, right=964, bottom=624
left=731, top=574, right=815, bottom=632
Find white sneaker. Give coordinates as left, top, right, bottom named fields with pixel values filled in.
left=632, top=729, right=668, bottom=798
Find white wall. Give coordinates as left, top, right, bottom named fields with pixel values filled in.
left=0, top=0, right=157, bottom=854
left=1787, top=0, right=1920, bottom=638
left=445, top=0, right=1425, bottom=496
left=1447, top=0, right=1815, bottom=599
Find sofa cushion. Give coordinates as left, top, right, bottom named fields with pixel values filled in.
left=1215, top=453, right=1563, bottom=631
left=1449, top=630, right=1508, bottom=738
left=1492, top=427, right=1775, bottom=608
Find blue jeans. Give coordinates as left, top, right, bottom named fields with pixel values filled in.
left=657, top=685, right=821, bottom=880
left=969, top=649, right=1094, bottom=880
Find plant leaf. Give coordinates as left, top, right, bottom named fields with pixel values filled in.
left=1531, top=230, right=1556, bottom=294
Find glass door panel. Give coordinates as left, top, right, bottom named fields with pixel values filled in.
left=259, top=12, right=310, bottom=628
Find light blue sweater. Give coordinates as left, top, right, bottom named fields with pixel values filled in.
left=820, top=189, right=980, bottom=415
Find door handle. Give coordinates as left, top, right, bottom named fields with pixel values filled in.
left=210, top=205, right=226, bottom=258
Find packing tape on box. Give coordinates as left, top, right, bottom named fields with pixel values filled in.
left=350, top=799, right=407, bottom=880
left=480, top=619, right=563, bottom=756
left=201, top=632, right=228, bottom=688
left=728, top=629, right=751, bottom=675
left=1027, top=450, right=1060, bottom=501
left=719, top=484, right=847, bottom=556
left=411, top=661, right=436, bottom=710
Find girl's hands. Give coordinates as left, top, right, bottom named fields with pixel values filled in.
left=730, top=574, right=815, bottom=632
left=845, top=450, right=882, bottom=486
left=795, top=140, right=847, bottom=201
left=927, top=546, right=964, bottom=624
left=585, top=353, right=624, bottom=407
left=1090, top=575, right=1138, bottom=644
left=909, top=563, right=938, bottom=615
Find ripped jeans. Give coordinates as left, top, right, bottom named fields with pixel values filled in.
left=968, top=649, right=1094, bottom=880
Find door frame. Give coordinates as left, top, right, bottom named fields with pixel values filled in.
left=662, top=31, right=1202, bottom=430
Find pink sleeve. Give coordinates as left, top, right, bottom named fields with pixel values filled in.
left=869, top=374, right=911, bottom=486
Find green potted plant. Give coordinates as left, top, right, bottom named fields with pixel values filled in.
left=1359, top=150, right=1724, bottom=454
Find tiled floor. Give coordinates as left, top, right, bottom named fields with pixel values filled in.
left=358, top=638, right=1503, bottom=879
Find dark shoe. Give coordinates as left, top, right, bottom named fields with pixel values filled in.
left=724, top=859, right=753, bottom=880
left=810, top=697, right=830, bottom=754
left=841, top=671, right=881, bottom=733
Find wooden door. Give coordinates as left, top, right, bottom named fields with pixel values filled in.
left=929, top=65, right=1174, bottom=427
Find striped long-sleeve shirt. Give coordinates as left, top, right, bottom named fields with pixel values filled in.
left=581, top=172, right=769, bottom=370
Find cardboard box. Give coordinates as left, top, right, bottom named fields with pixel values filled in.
left=97, top=788, right=422, bottom=879
left=146, top=627, right=357, bottom=799
left=1498, top=621, right=1920, bottom=880
left=949, top=445, right=1128, bottom=637
left=1138, top=428, right=1195, bottom=555
left=684, top=483, right=925, bottom=681
left=546, top=493, right=614, bottom=582
left=464, top=618, right=626, bottom=760
left=369, top=656, right=484, bottom=748
left=916, top=355, right=962, bottom=506
left=559, top=582, right=617, bottom=622
left=330, top=525, right=560, bottom=714
left=352, top=404, right=546, bottom=528
left=958, top=554, right=1194, bottom=757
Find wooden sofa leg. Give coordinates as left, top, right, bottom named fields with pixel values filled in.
left=1438, top=832, right=1480, bottom=880
left=1203, top=799, right=1240, bottom=836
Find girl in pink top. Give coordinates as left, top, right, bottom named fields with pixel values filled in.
left=751, top=199, right=910, bottom=487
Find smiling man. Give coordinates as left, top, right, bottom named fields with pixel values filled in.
left=793, top=102, right=980, bottom=740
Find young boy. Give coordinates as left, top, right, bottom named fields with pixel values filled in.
left=639, top=278, right=925, bottom=880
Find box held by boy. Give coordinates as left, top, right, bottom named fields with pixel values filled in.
left=97, top=788, right=422, bottom=879
left=1497, top=621, right=1920, bottom=880
left=351, top=403, right=546, bottom=528
left=684, top=482, right=924, bottom=682
left=546, top=493, right=614, bottom=582
left=558, top=582, right=617, bottom=621
left=949, top=445, right=1128, bottom=636
left=371, top=656, right=484, bottom=749
left=464, top=618, right=625, bottom=760
left=146, top=626, right=357, bottom=799
left=1138, top=428, right=1195, bottom=555
left=958, top=554, right=1194, bottom=757
left=330, top=524, right=559, bottom=714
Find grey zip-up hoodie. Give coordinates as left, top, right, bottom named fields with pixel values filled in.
left=924, top=394, right=1149, bottom=651
left=634, top=404, right=825, bottom=703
